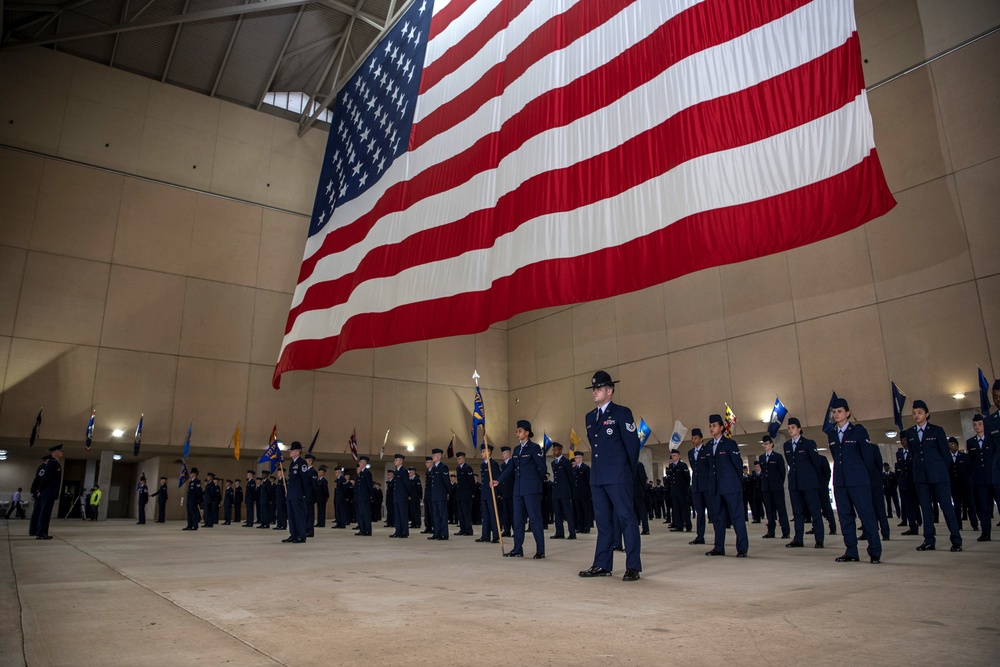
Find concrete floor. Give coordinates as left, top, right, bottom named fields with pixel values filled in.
left=2, top=516, right=999, bottom=667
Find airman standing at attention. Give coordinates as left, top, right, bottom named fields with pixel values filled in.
left=828, top=398, right=881, bottom=564
left=492, top=419, right=547, bottom=559
left=903, top=400, right=962, bottom=553
left=477, top=444, right=501, bottom=544
left=578, top=371, right=642, bottom=581
left=783, top=417, right=825, bottom=549
left=757, top=435, right=789, bottom=540
left=687, top=429, right=710, bottom=545
left=705, top=415, right=748, bottom=559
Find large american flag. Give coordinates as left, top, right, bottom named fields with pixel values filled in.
left=273, top=0, right=895, bottom=388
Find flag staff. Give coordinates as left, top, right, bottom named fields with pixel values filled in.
left=483, top=433, right=504, bottom=555
left=380, top=429, right=389, bottom=460
left=639, top=417, right=664, bottom=445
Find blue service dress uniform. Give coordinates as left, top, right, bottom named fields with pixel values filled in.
left=829, top=423, right=881, bottom=560
left=35, top=456, right=62, bottom=539
left=223, top=484, right=234, bottom=524
left=479, top=457, right=501, bottom=542
left=391, top=463, right=411, bottom=537
left=757, top=450, right=790, bottom=538
left=708, top=436, right=749, bottom=555
left=423, top=465, right=434, bottom=532
left=967, top=428, right=996, bottom=540
left=285, top=457, right=308, bottom=541
left=28, top=459, right=47, bottom=536
left=494, top=440, right=547, bottom=556
left=243, top=476, right=256, bottom=526
left=586, top=403, right=642, bottom=571
left=948, top=449, right=975, bottom=530
left=185, top=477, right=203, bottom=530
left=455, top=461, right=475, bottom=535
left=573, top=461, right=592, bottom=533
left=138, top=483, right=149, bottom=524
left=355, top=467, right=373, bottom=535
left=866, top=445, right=891, bottom=539
left=429, top=461, right=451, bottom=539
left=667, top=460, right=691, bottom=531
left=550, top=454, right=576, bottom=538
left=783, top=436, right=825, bottom=545
left=688, top=444, right=712, bottom=542
left=151, top=480, right=168, bottom=523
left=903, top=422, right=962, bottom=549
left=895, top=446, right=920, bottom=531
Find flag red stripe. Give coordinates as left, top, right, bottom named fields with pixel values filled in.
left=274, top=152, right=895, bottom=385
left=286, top=36, right=861, bottom=330
left=417, top=0, right=634, bottom=135
left=421, top=0, right=533, bottom=92
left=427, top=0, right=475, bottom=41
left=297, top=0, right=810, bottom=285
left=413, top=0, right=810, bottom=152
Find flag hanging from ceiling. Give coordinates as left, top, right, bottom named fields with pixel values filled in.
left=274, top=0, right=895, bottom=387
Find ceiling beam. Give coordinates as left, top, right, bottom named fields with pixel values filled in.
left=160, top=0, right=188, bottom=82
left=256, top=4, right=305, bottom=110
left=2, top=0, right=324, bottom=49
left=210, top=0, right=251, bottom=97
left=321, top=0, right=383, bottom=31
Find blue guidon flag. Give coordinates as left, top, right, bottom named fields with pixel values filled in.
left=767, top=396, right=788, bottom=438
left=274, top=0, right=895, bottom=388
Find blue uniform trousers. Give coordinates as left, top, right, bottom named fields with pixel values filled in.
left=789, top=488, right=824, bottom=544
left=916, top=481, right=962, bottom=547
left=287, top=497, right=307, bottom=540
left=592, top=483, right=641, bottom=571
left=356, top=499, right=372, bottom=534
left=393, top=498, right=409, bottom=536
left=762, top=488, right=789, bottom=536
left=432, top=500, right=448, bottom=539
left=510, top=492, right=544, bottom=555
left=691, top=490, right=710, bottom=539
left=552, top=496, right=575, bottom=538
left=833, top=485, right=881, bottom=558
left=671, top=493, right=691, bottom=530
left=480, top=493, right=499, bottom=541
left=711, top=491, right=749, bottom=554
left=185, top=501, right=200, bottom=530
left=972, top=484, right=993, bottom=539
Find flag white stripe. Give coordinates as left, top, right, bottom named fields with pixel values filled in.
left=423, top=0, right=506, bottom=68
left=291, top=0, right=855, bottom=309
left=284, top=95, right=875, bottom=344
left=303, top=0, right=700, bottom=262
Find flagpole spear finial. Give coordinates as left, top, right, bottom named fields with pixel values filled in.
left=472, top=369, right=479, bottom=386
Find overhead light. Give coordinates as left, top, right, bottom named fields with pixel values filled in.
left=0, top=450, right=6, bottom=455
left=817, top=447, right=827, bottom=451
left=737, top=443, right=747, bottom=447
left=952, top=393, right=965, bottom=400
left=111, top=428, right=125, bottom=438
left=112, top=454, right=122, bottom=461
left=276, top=440, right=286, bottom=451
left=406, top=444, right=415, bottom=452
left=0, top=455, right=7, bottom=461
left=885, top=431, right=897, bottom=438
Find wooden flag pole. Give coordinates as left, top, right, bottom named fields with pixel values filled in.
left=483, top=434, right=504, bottom=555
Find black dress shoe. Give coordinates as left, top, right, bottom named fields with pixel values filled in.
left=504, top=551, right=523, bottom=558
left=814, top=542, right=824, bottom=548
left=950, top=545, right=963, bottom=552
left=897, top=521, right=907, bottom=527
left=475, top=538, right=488, bottom=542
left=688, top=538, right=705, bottom=545
left=901, top=529, right=919, bottom=535
left=181, top=527, right=193, bottom=531
left=761, top=533, right=775, bottom=539
left=282, top=537, right=294, bottom=543
left=622, top=569, right=640, bottom=581
left=491, top=538, right=499, bottom=543
left=977, top=536, right=991, bottom=542
left=835, top=554, right=859, bottom=562
left=705, top=550, right=725, bottom=556
left=785, top=541, right=804, bottom=548
left=859, top=533, right=869, bottom=541
left=551, top=535, right=564, bottom=539
left=829, top=529, right=837, bottom=535
left=37, top=535, right=53, bottom=540
left=870, top=556, right=881, bottom=564
left=736, top=551, right=747, bottom=558
left=292, top=538, right=306, bottom=543
left=427, top=536, right=439, bottom=540
left=501, top=531, right=511, bottom=537
left=640, top=530, right=650, bottom=535
left=805, top=529, right=814, bottom=535
left=612, top=546, right=624, bottom=552
left=567, top=535, right=576, bottom=540
left=579, top=566, right=612, bottom=577
left=533, top=553, right=545, bottom=559
left=915, top=542, right=935, bottom=551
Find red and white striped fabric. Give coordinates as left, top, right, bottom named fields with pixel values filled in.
left=273, top=0, right=895, bottom=388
